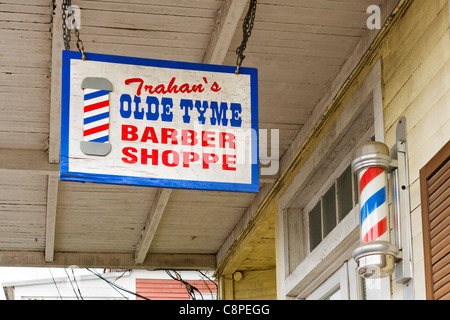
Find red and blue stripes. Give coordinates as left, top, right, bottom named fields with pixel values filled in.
left=359, top=167, right=389, bottom=243
left=83, top=88, right=110, bottom=143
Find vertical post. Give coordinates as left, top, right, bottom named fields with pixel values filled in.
left=49, top=0, right=64, bottom=163
left=390, top=117, right=414, bottom=298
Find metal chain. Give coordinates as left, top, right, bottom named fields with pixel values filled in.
left=61, top=0, right=86, bottom=60
left=61, top=0, right=71, bottom=50
left=235, top=0, right=257, bottom=74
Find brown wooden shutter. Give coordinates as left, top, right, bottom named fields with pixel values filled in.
left=420, top=140, right=450, bottom=300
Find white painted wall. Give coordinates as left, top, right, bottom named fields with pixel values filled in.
left=1, top=268, right=215, bottom=300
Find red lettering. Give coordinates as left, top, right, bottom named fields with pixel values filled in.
left=222, top=154, right=236, bottom=171
left=162, top=150, right=179, bottom=167
left=179, top=83, right=192, bottom=94
left=183, top=152, right=200, bottom=168
left=192, top=84, right=205, bottom=93
left=122, top=147, right=138, bottom=164
left=125, top=77, right=207, bottom=96
left=202, top=153, right=219, bottom=169
left=220, top=132, right=236, bottom=149
left=202, top=131, right=215, bottom=147
left=166, top=77, right=179, bottom=94
left=141, top=148, right=158, bottom=165
left=181, top=130, right=198, bottom=146
left=122, top=147, right=237, bottom=171
left=161, top=128, right=178, bottom=145
left=124, top=78, right=144, bottom=96
left=141, top=126, right=158, bottom=143
left=122, top=125, right=138, bottom=141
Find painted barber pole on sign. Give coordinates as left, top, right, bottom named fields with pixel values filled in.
left=80, top=78, right=112, bottom=156
left=60, top=51, right=259, bottom=192
left=358, top=167, right=389, bottom=243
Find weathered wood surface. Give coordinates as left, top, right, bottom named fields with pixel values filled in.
left=0, top=0, right=402, bottom=281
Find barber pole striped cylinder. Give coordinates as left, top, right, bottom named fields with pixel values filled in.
left=80, top=78, right=113, bottom=156
left=358, top=167, right=389, bottom=243
left=352, top=141, right=392, bottom=245
left=83, top=88, right=110, bottom=143
left=351, top=141, right=399, bottom=279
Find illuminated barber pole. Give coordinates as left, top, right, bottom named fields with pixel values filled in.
left=352, top=141, right=399, bottom=279
left=80, top=77, right=113, bottom=156
left=359, top=166, right=389, bottom=243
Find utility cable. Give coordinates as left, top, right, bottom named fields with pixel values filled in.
left=64, top=268, right=80, bottom=300
left=166, top=270, right=203, bottom=300
left=48, top=269, right=63, bottom=300
left=71, top=268, right=84, bottom=300
left=86, top=268, right=129, bottom=300
left=197, top=270, right=218, bottom=299
left=86, top=268, right=150, bottom=300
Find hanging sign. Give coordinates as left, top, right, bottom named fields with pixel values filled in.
left=60, top=51, right=259, bottom=192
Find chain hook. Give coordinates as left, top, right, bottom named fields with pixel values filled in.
left=235, top=0, right=257, bottom=75
left=76, top=40, right=86, bottom=61
left=62, top=0, right=87, bottom=60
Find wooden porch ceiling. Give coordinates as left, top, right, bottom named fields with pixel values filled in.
left=0, top=0, right=393, bottom=270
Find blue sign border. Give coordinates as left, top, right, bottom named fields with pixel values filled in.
left=60, top=50, right=259, bottom=193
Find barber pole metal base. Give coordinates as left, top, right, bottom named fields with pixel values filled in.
left=352, top=240, right=399, bottom=279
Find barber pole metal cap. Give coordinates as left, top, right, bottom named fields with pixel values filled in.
left=351, top=141, right=391, bottom=172
left=80, top=77, right=113, bottom=156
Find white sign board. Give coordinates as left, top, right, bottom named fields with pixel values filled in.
left=60, top=51, right=259, bottom=192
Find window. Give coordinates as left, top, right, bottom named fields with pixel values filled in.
left=308, top=164, right=358, bottom=252
left=306, top=263, right=349, bottom=300
left=306, top=259, right=391, bottom=300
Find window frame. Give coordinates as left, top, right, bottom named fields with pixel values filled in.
left=306, top=161, right=359, bottom=253
left=278, top=60, right=386, bottom=300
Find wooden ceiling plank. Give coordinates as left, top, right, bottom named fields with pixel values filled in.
left=203, top=0, right=247, bottom=65
left=135, top=188, right=173, bottom=264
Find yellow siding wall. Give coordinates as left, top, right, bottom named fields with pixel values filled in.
left=218, top=0, right=449, bottom=300
left=233, top=269, right=277, bottom=300
left=381, top=0, right=450, bottom=299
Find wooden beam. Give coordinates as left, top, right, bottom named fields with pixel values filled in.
left=135, top=188, right=173, bottom=264
left=0, top=251, right=216, bottom=270
left=49, top=0, right=64, bottom=164
left=45, top=175, right=59, bottom=262
left=0, top=149, right=59, bottom=175
left=203, top=0, right=247, bottom=65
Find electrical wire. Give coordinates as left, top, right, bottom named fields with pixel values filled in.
left=48, top=269, right=63, bottom=300
left=71, top=268, right=84, bottom=300
left=64, top=268, right=80, bottom=300
left=86, top=268, right=150, bottom=300
left=165, top=270, right=203, bottom=300
left=113, top=269, right=130, bottom=282
left=197, top=270, right=218, bottom=299
left=86, top=268, right=129, bottom=300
